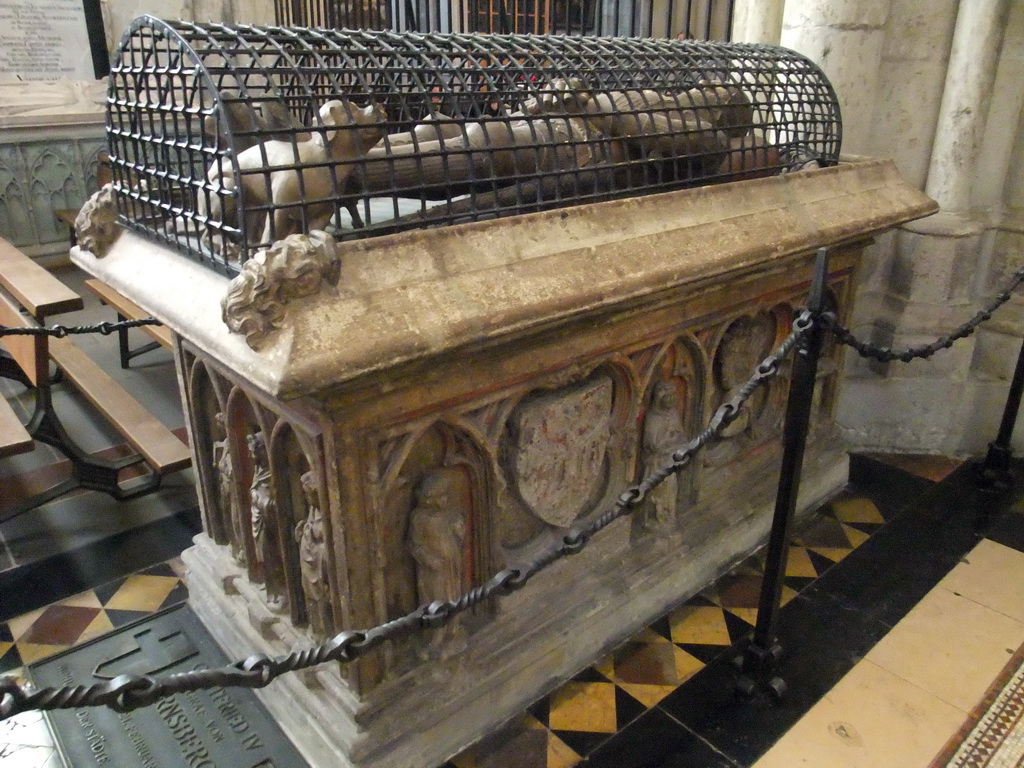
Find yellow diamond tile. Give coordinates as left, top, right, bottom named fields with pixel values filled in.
left=548, top=731, right=582, bottom=768
left=672, top=646, right=705, bottom=682
left=786, top=547, right=818, bottom=578
left=810, top=547, right=852, bottom=564
left=831, top=496, right=884, bottom=524
left=6, top=608, right=46, bottom=642
left=57, top=591, right=104, bottom=610
left=103, top=575, right=180, bottom=612
left=780, top=585, right=799, bottom=606
left=617, top=682, right=678, bottom=709
left=549, top=682, right=617, bottom=733
left=842, top=523, right=871, bottom=548
left=730, top=607, right=759, bottom=626
left=514, top=713, right=542, bottom=730
left=669, top=605, right=730, bottom=645
left=78, top=611, right=117, bottom=644
left=0, top=641, right=11, bottom=659
left=15, top=643, right=66, bottom=665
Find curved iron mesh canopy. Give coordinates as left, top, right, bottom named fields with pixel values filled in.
left=107, top=16, right=842, bottom=274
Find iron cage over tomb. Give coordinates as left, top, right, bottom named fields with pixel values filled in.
left=106, top=17, right=842, bottom=274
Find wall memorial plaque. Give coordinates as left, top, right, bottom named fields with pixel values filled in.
left=30, top=605, right=310, bottom=768
left=0, top=0, right=108, bottom=81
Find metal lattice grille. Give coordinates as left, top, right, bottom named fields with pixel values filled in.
left=107, top=17, right=841, bottom=273
left=274, top=0, right=735, bottom=40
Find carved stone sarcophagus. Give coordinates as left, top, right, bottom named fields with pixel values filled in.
left=71, top=18, right=937, bottom=768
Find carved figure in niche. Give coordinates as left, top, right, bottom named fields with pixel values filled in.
left=212, top=412, right=246, bottom=565
left=638, top=380, right=686, bottom=530
left=221, top=230, right=341, bottom=351
left=247, top=431, right=286, bottom=610
left=295, top=471, right=332, bottom=638
left=406, top=468, right=467, bottom=606
left=706, top=316, right=776, bottom=466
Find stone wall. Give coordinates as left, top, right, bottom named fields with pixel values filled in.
left=736, top=0, right=1024, bottom=455
left=0, top=81, right=107, bottom=260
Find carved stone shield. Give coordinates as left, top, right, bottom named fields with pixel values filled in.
left=511, top=376, right=613, bottom=527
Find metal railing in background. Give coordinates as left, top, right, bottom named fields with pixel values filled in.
left=274, top=0, right=735, bottom=38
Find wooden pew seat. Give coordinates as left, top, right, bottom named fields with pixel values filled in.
left=49, top=337, right=191, bottom=473
left=84, top=279, right=173, bottom=349
left=0, top=395, right=32, bottom=458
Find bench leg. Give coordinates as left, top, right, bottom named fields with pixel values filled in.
left=117, top=311, right=131, bottom=369
left=115, top=311, right=162, bottom=369
left=1, top=389, right=164, bottom=524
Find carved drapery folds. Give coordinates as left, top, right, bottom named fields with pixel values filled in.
left=221, top=230, right=340, bottom=350
left=75, top=183, right=120, bottom=257
left=638, top=379, right=687, bottom=530
left=379, top=425, right=490, bottom=634
left=247, top=430, right=288, bottom=610
left=296, top=469, right=333, bottom=638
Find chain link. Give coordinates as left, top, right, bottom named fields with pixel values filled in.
left=0, top=311, right=815, bottom=721
left=0, top=318, right=163, bottom=339
left=825, top=266, right=1024, bottom=363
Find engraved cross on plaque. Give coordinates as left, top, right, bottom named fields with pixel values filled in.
left=92, top=628, right=199, bottom=679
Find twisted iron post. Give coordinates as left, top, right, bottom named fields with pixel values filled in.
left=979, top=334, right=1024, bottom=491
left=736, top=246, right=830, bottom=701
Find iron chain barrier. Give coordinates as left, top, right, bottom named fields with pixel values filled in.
left=0, top=317, right=162, bottom=339
left=2, top=260, right=1024, bottom=719
left=824, top=264, right=1024, bottom=363
left=0, top=311, right=810, bottom=720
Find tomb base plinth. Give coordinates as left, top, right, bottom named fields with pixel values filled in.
left=72, top=158, right=936, bottom=768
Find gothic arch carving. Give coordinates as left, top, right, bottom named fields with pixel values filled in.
left=270, top=422, right=337, bottom=637
left=188, top=359, right=230, bottom=545
left=632, top=336, right=704, bottom=533
left=225, top=387, right=285, bottom=607
left=703, top=310, right=782, bottom=466
left=379, top=422, right=494, bottom=630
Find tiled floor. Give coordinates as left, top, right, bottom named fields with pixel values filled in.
left=5, top=450, right=1022, bottom=768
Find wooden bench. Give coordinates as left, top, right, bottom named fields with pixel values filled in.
left=0, top=394, right=32, bottom=458
left=0, top=237, right=191, bottom=521
left=84, top=278, right=173, bottom=368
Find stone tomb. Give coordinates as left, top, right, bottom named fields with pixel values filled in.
left=72, top=158, right=936, bottom=768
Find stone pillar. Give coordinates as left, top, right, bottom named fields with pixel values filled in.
left=730, top=0, right=783, bottom=46
left=962, top=3, right=1024, bottom=454
left=779, top=0, right=889, bottom=156
left=925, top=0, right=1011, bottom=215
left=836, top=0, right=1015, bottom=454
